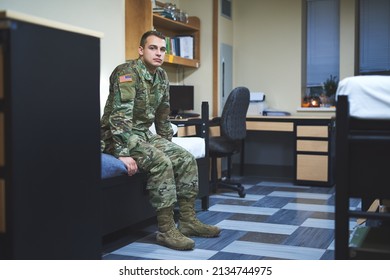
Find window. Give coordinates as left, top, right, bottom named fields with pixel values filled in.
left=359, top=0, right=390, bottom=75
left=305, top=0, right=340, bottom=105
left=221, top=0, right=232, bottom=19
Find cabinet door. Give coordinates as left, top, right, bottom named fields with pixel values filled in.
left=296, top=154, right=328, bottom=182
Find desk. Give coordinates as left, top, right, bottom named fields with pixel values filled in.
left=174, top=115, right=335, bottom=187
left=245, top=115, right=335, bottom=186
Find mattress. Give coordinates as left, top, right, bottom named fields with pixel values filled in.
left=149, top=123, right=205, bottom=159
left=172, top=136, right=205, bottom=159
left=336, top=75, right=390, bottom=119
left=101, top=136, right=205, bottom=180
left=101, top=123, right=206, bottom=179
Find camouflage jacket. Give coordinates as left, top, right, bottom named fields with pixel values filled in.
left=100, top=59, right=173, bottom=157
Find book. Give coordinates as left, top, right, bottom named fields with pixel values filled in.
left=177, top=36, right=193, bottom=59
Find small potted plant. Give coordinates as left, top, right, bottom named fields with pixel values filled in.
left=322, top=74, right=338, bottom=106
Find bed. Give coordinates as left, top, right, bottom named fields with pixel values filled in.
left=335, top=75, right=390, bottom=259
left=99, top=102, right=210, bottom=239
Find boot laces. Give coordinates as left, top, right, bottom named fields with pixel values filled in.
left=167, top=226, right=187, bottom=239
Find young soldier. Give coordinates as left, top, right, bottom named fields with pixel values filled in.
left=100, top=30, right=220, bottom=250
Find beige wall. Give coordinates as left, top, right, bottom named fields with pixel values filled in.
left=232, top=0, right=356, bottom=116
left=219, top=15, right=234, bottom=46
left=174, top=0, right=357, bottom=117
left=233, top=0, right=303, bottom=113
left=0, top=0, right=125, bottom=116
left=1, top=0, right=358, bottom=117
left=340, top=0, right=357, bottom=80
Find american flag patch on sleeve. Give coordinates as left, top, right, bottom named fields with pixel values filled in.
left=119, top=74, right=132, bottom=83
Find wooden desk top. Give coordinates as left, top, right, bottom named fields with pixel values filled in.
left=246, top=115, right=334, bottom=120
left=172, top=115, right=335, bottom=133
left=172, top=115, right=334, bottom=121
left=246, top=115, right=335, bottom=132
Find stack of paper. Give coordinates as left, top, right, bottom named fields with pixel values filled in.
left=250, top=92, right=265, bottom=101
left=263, top=108, right=291, bottom=116
left=178, top=36, right=193, bottom=59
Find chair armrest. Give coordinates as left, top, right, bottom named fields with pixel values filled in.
left=209, top=117, right=221, bottom=127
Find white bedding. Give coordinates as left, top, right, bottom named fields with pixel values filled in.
left=172, top=137, right=205, bottom=159
left=149, top=123, right=205, bottom=159
left=336, top=75, right=390, bottom=119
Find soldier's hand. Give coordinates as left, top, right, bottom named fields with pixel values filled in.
left=119, top=156, right=138, bottom=176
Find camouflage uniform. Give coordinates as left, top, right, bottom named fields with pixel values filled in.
left=101, top=59, right=198, bottom=210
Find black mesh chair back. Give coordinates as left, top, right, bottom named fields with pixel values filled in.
left=220, top=87, right=250, bottom=141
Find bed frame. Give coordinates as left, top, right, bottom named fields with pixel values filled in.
left=335, top=95, right=390, bottom=259
left=99, top=102, right=210, bottom=240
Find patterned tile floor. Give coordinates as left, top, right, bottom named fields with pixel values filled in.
left=102, top=176, right=360, bottom=260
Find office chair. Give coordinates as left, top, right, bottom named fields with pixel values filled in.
left=209, top=87, right=250, bottom=198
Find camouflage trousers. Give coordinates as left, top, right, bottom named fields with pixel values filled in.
left=129, top=133, right=199, bottom=210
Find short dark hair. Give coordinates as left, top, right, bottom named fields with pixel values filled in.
left=140, top=30, right=165, bottom=47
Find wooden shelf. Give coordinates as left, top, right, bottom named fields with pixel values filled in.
left=164, top=54, right=200, bottom=68
left=153, top=14, right=200, bottom=68
left=153, top=14, right=199, bottom=32
left=125, top=0, right=200, bottom=68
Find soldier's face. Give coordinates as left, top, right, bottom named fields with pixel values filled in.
left=139, top=35, right=166, bottom=73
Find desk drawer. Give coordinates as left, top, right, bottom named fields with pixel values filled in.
left=297, top=154, right=328, bottom=182
left=297, top=125, right=328, bottom=138
left=247, top=121, right=294, bottom=132
left=297, top=140, right=328, bottom=152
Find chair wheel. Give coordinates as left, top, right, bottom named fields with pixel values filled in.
left=238, top=186, right=246, bottom=198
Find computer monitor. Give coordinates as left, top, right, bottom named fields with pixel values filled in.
left=169, top=85, right=194, bottom=116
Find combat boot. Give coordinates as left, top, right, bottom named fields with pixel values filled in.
left=156, top=206, right=195, bottom=250
left=178, top=198, right=221, bottom=237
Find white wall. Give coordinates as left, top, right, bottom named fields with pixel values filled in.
left=0, top=0, right=125, bottom=115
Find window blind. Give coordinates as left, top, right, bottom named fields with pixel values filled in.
left=306, top=0, right=340, bottom=86
left=360, top=0, right=390, bottom=74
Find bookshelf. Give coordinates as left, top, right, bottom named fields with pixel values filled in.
left=125, top=0, right=201, bottom=68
